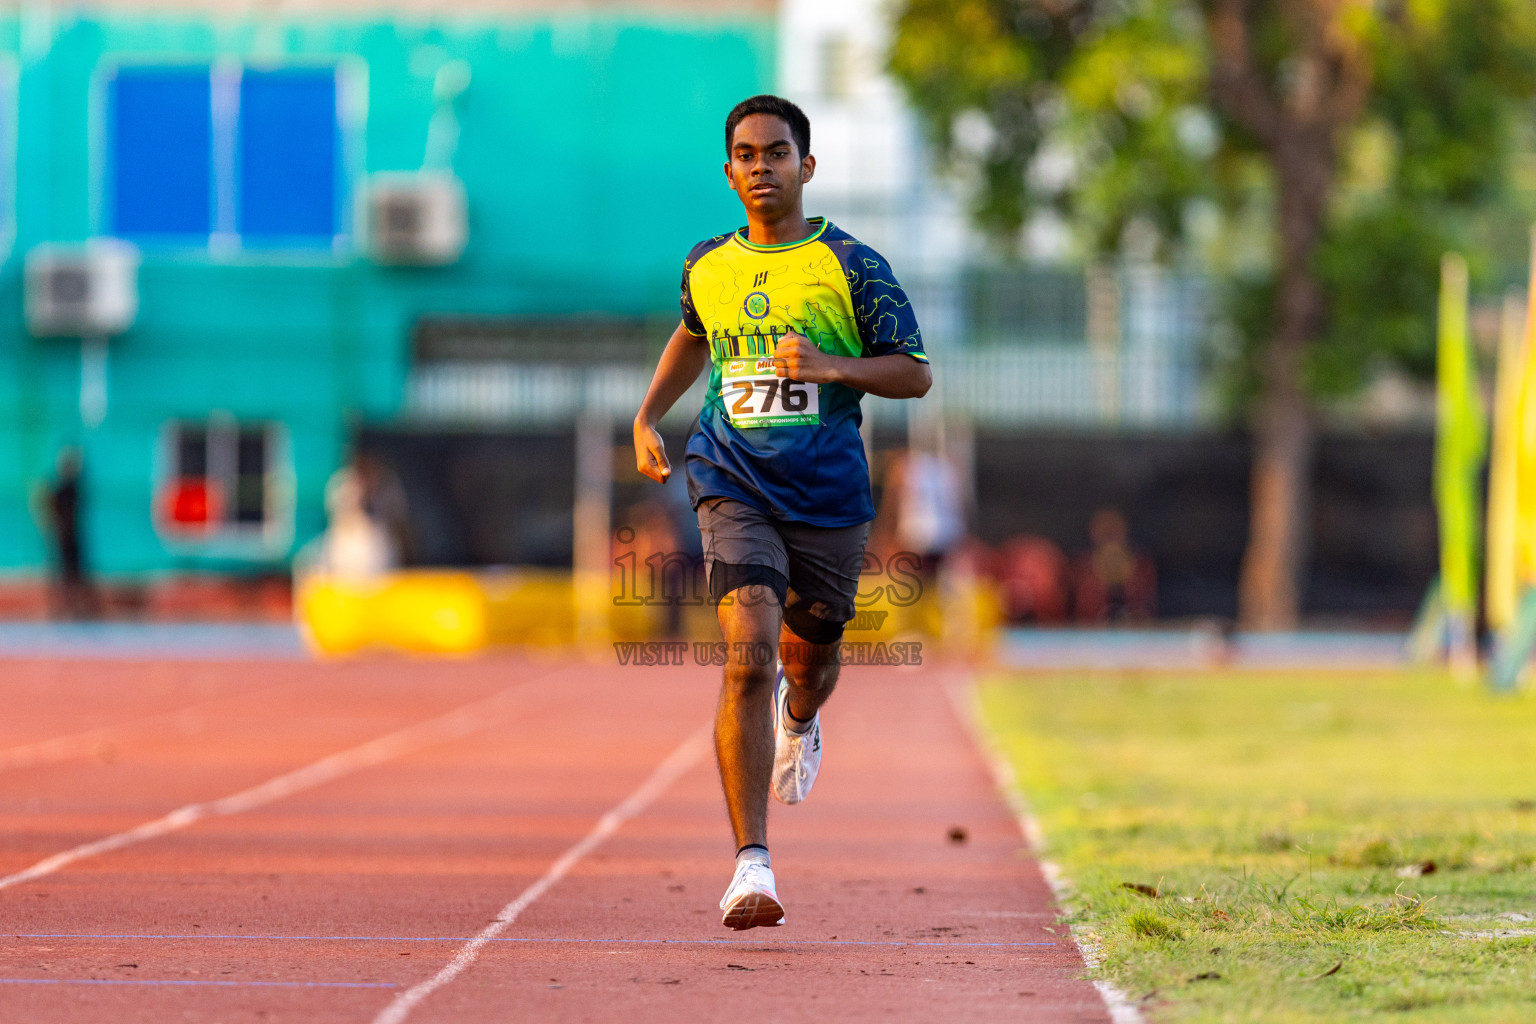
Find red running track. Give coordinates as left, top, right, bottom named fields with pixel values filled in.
left=0, top=653, right=1110, bottom=1022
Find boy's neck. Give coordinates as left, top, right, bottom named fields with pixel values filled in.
left=745, top=209, right=815, bottom=247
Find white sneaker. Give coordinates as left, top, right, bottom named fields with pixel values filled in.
left=772, top=664, right=822, bottom=805
left=719, top=859, right=784, bottom=930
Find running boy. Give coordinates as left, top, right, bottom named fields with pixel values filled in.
left=632, top=95, right=930, bottom=930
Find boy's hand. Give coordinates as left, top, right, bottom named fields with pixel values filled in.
left=773, top=333, right=840, bottom=384
left=634, top=419, right=671, bottom=483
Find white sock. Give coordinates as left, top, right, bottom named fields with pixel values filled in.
left=736, top=845, right=770, bottom=869
left=780, top=683, right=815, bottom=735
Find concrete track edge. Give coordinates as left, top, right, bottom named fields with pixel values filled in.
left=941, top=670, right=1145, bottom=1024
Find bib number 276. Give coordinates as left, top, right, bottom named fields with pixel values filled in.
left=722, top=358, right=819, bottom=428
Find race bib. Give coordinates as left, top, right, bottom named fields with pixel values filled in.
left=722, top=357, right=819, bottom=428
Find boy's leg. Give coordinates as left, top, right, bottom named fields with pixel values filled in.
left=768, top=518, right=869, bottom=806
left=778, top=621, right=840, bottom=722
left=777, top=517, right=870, bottom=718
left=714, top=584, right=781, bottom=850
left=697, top=498, right=793, bottom=850
left=698, top=498, right=795, bottom=929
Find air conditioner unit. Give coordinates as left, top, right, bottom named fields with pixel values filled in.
left=25, top=240, right=139, bottom=337
left=365, top=173, right=467, bottom=266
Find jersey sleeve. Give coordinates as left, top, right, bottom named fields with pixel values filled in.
left=846, top=244, right=927, bottom=362
left=679, top=256, right=705, bottom=337
left=680, top=235, right=730, bottom=338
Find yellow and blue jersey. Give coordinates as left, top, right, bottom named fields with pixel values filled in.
left=680, top=218, right=927, bottom=526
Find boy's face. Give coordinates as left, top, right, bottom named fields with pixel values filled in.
left=724, top=113, right=815, bottom=220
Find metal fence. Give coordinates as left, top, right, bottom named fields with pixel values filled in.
left=405, top=265, right=1214, bottom=429
left=407, top=350, right=1207, bottom=428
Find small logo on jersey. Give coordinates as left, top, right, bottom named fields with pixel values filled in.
left=743, top=291, right=770, bottom=319
left=754, top=271, right=770, bottom=287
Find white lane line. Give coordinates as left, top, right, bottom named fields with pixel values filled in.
left=372, top=723, right=712, bottom=1024
left=0, top=682, right=291, bottom=774
left=0, top=671, right=563, bottom=894
left=0, top=722, right=140, bottom=773
left=940, top=672, right=1144, bottom=1024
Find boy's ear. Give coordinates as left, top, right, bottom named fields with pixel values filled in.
left=801, top=153, right=816, bottom=183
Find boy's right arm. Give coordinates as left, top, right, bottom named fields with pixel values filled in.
left=633, top=320, right=710, bottom=483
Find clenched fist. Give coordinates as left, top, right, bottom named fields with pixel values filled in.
left=772, top=332, right=840, bottom=384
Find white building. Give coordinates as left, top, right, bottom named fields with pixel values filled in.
left=776, top=0, right=1209, bottom=428
left=776, top=0, right=976, bottom=285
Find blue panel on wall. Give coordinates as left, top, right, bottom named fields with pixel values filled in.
left=110, top=67, right=213, bottom=238
left=237, top=69, right=339, bottom=241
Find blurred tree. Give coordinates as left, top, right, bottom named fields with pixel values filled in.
left=890, top=0, right=1536, bottom=628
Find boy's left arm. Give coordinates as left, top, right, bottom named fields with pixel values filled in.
left=772, top=243, right=930, bottom=399
left=772, top=338, right=930, bottom=399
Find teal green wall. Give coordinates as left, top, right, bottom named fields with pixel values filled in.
left=0, top=10, right=773, bottom=576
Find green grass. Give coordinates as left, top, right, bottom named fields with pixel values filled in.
left=979, top=669, right=1536, bottom=1022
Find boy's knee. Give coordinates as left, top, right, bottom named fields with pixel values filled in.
left=722, top=658, right=775, bottom=695
left=786, top=659, right=839, bottom=694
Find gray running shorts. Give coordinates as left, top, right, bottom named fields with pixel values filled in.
left=696, top=496, right=869, bottom=644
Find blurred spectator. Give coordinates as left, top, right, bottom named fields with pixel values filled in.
left=873, top=448, right=966, bottom=568
left=870, top=445, right=980, bottom=645
left=353, top=452, right=414, bottom=565
left=615, top=499, right=698, bottom=637
left=1073, top=507, right=1156, bottom=622
left=39, top=447, right=101, bottom=619
left=318, top=457, right=399, bottom=581
left=991, top=536, right=1070, bottom=624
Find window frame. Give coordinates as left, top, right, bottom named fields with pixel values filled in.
left=154, top=413, right=296, bottom=558
left=93, top=56, right=367, bottom=263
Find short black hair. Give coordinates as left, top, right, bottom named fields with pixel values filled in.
left=725, top=95, right=811, bottom=159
